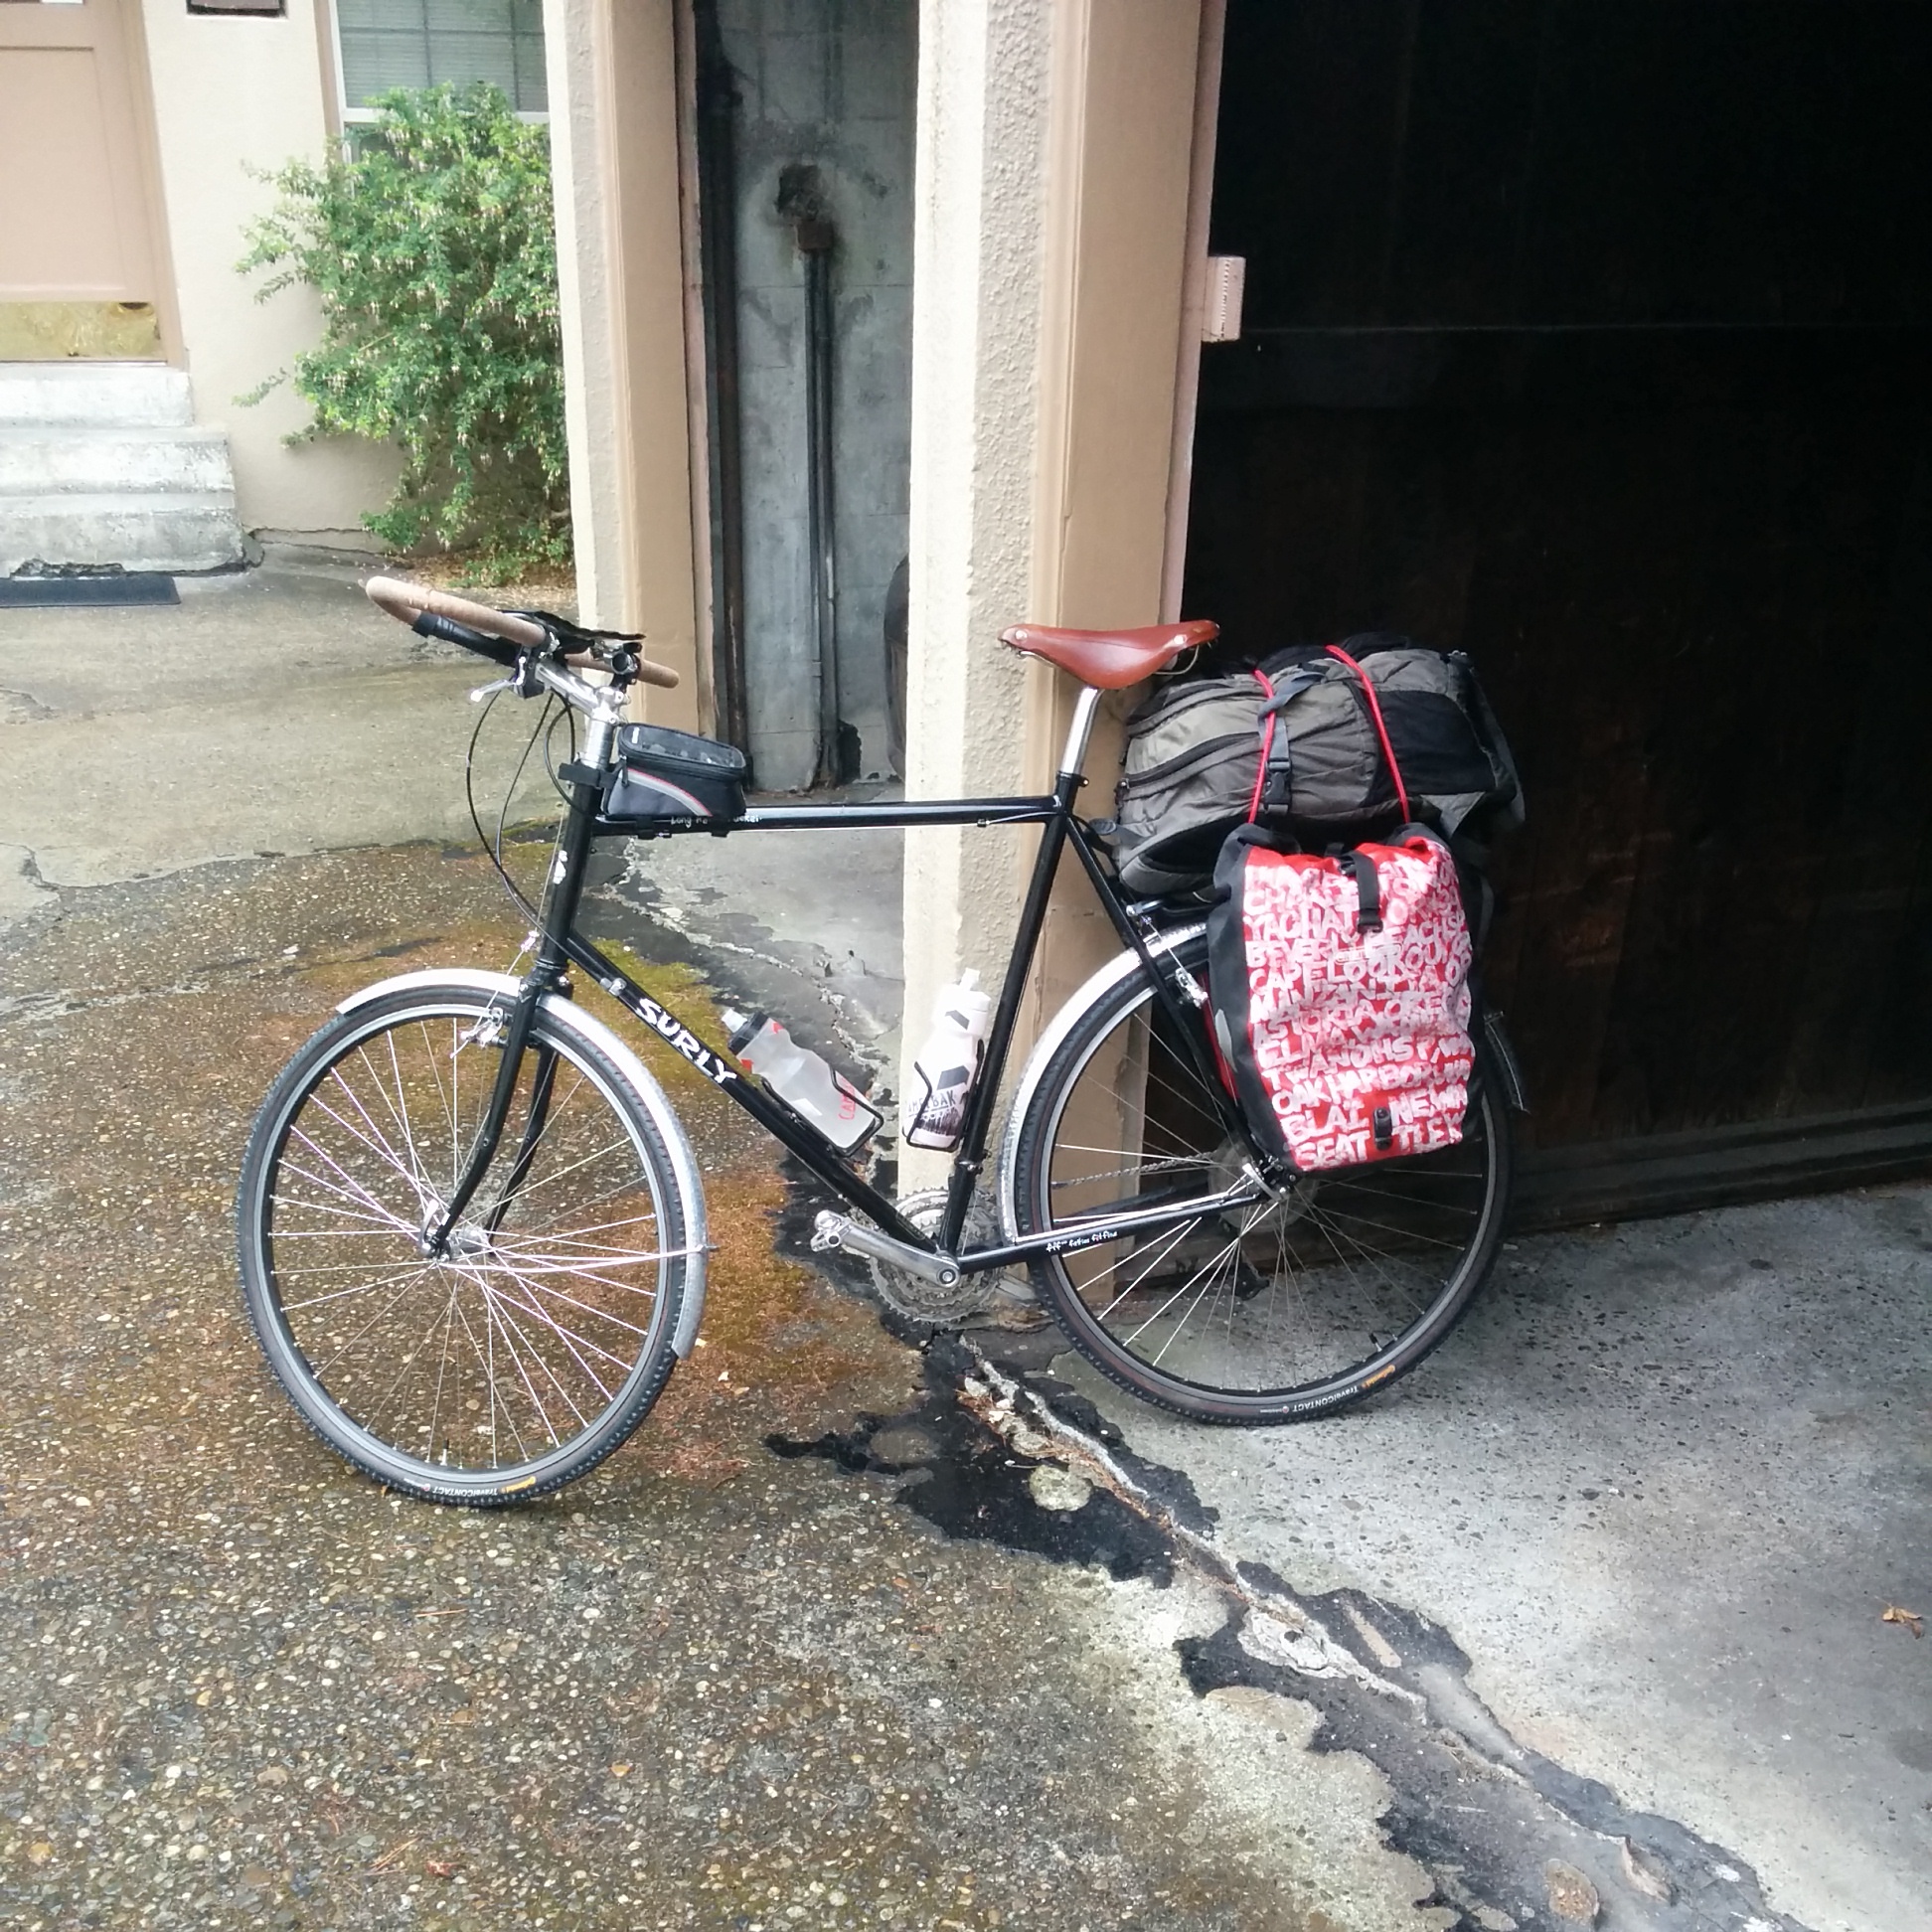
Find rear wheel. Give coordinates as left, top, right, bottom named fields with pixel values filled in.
left=237, top=985, right=694, bottom=1504
left=1006, top=930, right=1512, bottom=1424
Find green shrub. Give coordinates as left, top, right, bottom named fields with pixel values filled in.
left=242, top=83, right=569, bottom=580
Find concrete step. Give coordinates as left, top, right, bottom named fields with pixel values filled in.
left=0, top=424, right=235, bottom=497
left=0, top=492, right=244, bottom=576
left=0, top=361, right=193, bottom=429
left=0, top=364, right=244, bottom=571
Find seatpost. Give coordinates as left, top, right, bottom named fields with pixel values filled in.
left=1058, top=684, right=1102, bottom=778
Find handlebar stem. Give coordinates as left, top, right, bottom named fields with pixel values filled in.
left=530, top=654, right=627, bottom=728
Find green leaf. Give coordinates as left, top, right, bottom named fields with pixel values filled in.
left=237, top=82, right=570, bottom=576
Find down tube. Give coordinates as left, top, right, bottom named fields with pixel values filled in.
left=560, top=932, right=928, bottom=1247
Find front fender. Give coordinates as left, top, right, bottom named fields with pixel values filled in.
left=337, top=968, right=711, bottom=1355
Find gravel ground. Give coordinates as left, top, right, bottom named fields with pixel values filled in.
left=0, top=840, right=1433, bottom=1932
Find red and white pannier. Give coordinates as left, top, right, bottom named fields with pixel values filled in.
left=1208, top=822, right=1475, bottom=1171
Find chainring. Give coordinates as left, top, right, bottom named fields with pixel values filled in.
left=865, top=1189, right=1009, bottom=1326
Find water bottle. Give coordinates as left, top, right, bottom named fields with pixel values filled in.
left=901, top=970, right=993, bottom=1152
left=722, top=1009, right=883, bottom=1153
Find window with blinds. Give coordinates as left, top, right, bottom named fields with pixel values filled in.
left=333, top=0, right=548, bottom=121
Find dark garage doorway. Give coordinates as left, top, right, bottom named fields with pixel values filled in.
left=1186, top=0, right=1932, bottom=1219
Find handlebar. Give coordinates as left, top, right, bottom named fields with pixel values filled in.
left=364, top=575, right=680, bottom=691
left=366, top=576, right=550, bottom=650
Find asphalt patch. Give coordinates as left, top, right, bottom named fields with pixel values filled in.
left=768, top=1338, right=1174, bottom=1586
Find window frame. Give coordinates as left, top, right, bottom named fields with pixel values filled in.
left=324, top=0, right=550, bottom=129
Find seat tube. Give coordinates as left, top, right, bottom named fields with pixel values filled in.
left=935, top=711, right=1097, bottom=1250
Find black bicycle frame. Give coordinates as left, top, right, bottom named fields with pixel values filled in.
left=430, top=754, right=1266, bottom=1270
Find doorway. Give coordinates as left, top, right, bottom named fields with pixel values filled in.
left=0, top=0, right=170, bottom=359
left=1186, top=0, right=1932, bottom=1213
left=692, top=0, right=916, bottom=792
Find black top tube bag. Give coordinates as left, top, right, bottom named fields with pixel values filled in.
left=603, top=724, right=747, bottom=824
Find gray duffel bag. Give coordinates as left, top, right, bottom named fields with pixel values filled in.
left=1110, top=634, right=1522, bottom=897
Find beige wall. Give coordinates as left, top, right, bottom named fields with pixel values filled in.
left=138, top=0, right=396, bottom=542
left=899, top=0, right=1210, bottom=1186
left=543, top=0, right=704, bottom=726
left=1019, top=0, right=1210, bottom=1040
left=535, top=0, right=1213, bottom=1187
left=899, top=0, right=1058, bottom=1195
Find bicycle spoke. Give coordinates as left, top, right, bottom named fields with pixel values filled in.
left=278, top=1262, right=438, bottom=1314
left=1019, top=938, right=1508, bottom=1410
left=254, top=1005, right=680, bottom=1484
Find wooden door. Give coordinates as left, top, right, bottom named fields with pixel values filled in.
left=0, top=0, right=164, bottom=308
left=1187, top=1, right=1932, bottom=1218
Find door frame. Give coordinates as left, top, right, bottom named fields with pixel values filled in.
left=0, top=0, right=182, bottom=363
left=106, top=0, right=181, bottom=364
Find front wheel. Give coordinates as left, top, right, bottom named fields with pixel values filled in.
left=1005, top=929, right=1513, bottom=1424
left=237, top=984, right=696, bottom=1504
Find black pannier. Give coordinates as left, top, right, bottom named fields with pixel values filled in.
left=1111, top=633, right=1522, bottom=897
left=603, top=724, right=747, bottom=824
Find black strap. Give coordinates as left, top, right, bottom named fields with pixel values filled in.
left=1257, top=665, right=1327, bottom=717
left=1255, top=665, right=1326, bottom=812
left=1336, top=849, right=1382, bottom=933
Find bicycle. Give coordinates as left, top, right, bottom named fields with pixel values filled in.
left=235, top=578, right=1523, bottom=1506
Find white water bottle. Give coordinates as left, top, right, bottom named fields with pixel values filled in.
left=722, top=1009, right=883, bottom=1153
left=901, top=969, right=993, bottom=1152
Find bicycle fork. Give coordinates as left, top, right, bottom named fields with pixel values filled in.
left=424, top=752, right=606, bottom=1257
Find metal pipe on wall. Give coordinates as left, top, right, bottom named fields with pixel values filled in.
left=692, top=0, right=750, bottom=763
left=779, top=163, right=842, bottom=788
left=805, top=236, right=840, bottom=785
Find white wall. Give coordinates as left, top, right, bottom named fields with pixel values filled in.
left=139, top=0, right=396, bottom=543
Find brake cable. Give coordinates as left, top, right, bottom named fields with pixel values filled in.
left=465, top=683, right=562, bottom=924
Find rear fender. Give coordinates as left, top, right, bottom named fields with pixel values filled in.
left=1482, top=1005, right=1530, bottom=1114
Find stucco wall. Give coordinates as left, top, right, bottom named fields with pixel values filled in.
left=542, top=0, right=703, bottom=726
left=898, top=0, right=1207, bottom=1188
left=138, top=0, right=396, bottom=542
left=897, top=0, right=1056, bottom=1187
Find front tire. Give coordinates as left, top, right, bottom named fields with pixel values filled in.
left=1006, top=930, right=1513, bottom=1424
left=237, top=985, right=694, bottom=1505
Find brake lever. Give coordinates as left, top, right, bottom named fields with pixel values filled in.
left=471, top=651, right=550, bottom=702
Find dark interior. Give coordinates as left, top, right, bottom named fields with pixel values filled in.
left=1185, top=0, right=1932, bottom=1208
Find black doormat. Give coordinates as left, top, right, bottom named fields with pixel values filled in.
left=0, top=573, right=179, bottom=608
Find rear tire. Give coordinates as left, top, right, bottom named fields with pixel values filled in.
left=237, top=984, right=694, bottom=1505
left=1006, top=930, right=1512, bottom=1424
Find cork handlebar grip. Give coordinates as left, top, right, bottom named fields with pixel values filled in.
left=363, top=576, right=681, bottom=690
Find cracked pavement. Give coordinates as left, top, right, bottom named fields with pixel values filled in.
left=3, top=563, right=1927, bottom=1932
left=0, top=566, right=1446, bottom=1931
left=1, top=840, right=1448, bottom=1931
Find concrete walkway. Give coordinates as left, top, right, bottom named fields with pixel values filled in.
left=0, top=550, right=557, bottom=919
left=4, top=562, right=1926, bottom=1930
left=1049, top=1196, right=1932, bottom=1932
left=606, top=784, right=1932, bottom=1932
